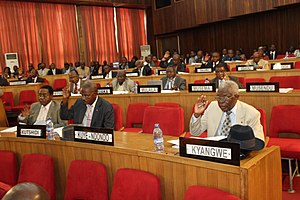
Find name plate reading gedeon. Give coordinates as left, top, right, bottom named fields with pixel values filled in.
left=138, top=85, right=161, bottom=93
left=73, top=126, right=114, bottom=146
left=17, top=125, right=46, bottom=139
left=188, top=83, right=216, bottom=92
left=158, top=70, right=166, bottom=75
left=179, top=137, right=240, bottom=166
left=97, top=87, right=113, bottom=95
left=9, top=80, right=27, bottom=86
left=91, top=74, right=104, bottom=79
left=195, top=67, right=213, bottom=73
left=246, top=82, right=279, bottom=92
left=236, top=65, right=255, bottom=71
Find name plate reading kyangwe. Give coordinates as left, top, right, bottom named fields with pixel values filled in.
left=53, top=90, right=63, bottom=96
left=17, top=125, right=46, bottom=139
left=195, top=67, right=213, bottom=73
left=179, top=137, right=240, bottom=166
left=126, top=72, right=139, bottom=77
left=138, top=85, right=161, bottom=93
left=271, top=62, right=294, bottom=70
left=9, top=80, right=27, bottom=86
left=158, top=70, right=166, bottom=75
left=236, top=65, right=255, bottom=71
left=246, top=82, right=279, bottom=92
left=97, top=87, right=113, bottom=95
left=188, top=83, right=216, bottom=92
left=90, top=74, right=104, bottom=79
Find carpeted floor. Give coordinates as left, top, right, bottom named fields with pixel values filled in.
left=282, top=176, right=300, bottom=200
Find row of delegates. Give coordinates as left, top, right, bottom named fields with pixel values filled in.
left=160, top=53, right=186, bottom=72
left=120, top=55, right=160, bottom=70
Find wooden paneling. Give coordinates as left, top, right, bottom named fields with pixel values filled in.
left=227, top=0, right=274, bottom=17
left=273, top=0, right=300, bottom=7
left=174, top=0, right=196, bottom=30
left=153, top=5, right=176, bottom=34
left=195, top=0, right=228, bottom=24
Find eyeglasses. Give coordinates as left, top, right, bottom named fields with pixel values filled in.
left=215, top=95, right=235, bottom=102
left=38, top=93, right=49, bottom=98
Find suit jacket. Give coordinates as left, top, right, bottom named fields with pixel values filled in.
left=246, top=59, right=270, bottom=70
left=223, top=55, right=241, bottom=61
left=61, top=67, right=76, bottom=74
left=60, top=97, right=114, bottom=129
left=205, top=61, right=227, bottom=71
left=26, top=77, right=44, bottom=84
left=76, top=66, right=90, bottom=78
left=111, top=78, right=135, bottom=92
left=69, top=79, right=85, bottom=94
left=160, top=76, right=186, bottom=90
left=38, top=68, right=49, bottom=76
left=19, top=101, right=67, bottom=128
left=210, top=76, right=244, bottom=89
left=47, top=68, right=62, bottom=75
left=266, top=51, right=278, bottom=60
left=167, top=61, right=186, bottom=72
left=0, top=77, right=9, bottom=86
left=132, top=65, right=152, bottom=76
left=189, top=101, right=265, bottom=143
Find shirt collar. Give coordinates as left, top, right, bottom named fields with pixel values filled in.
left=88, top=96, right=98, bottom=107
left=41, top=101, right=52, bottom=110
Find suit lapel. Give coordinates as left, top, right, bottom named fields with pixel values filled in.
left=32, top=104, right=42, bottom=123
left=91, top=98, right=101, bottom=126
left=47, top=102, right=54, bottom=120
left=235, top=101, right=244, bottom=125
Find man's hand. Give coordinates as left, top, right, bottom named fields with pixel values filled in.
left=21, top=105, right=31, bottom=118
left=62, top=86, right=70, bottom=104
left=194, top=95, right=209, bottom=118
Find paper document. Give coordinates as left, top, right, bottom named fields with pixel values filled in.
left=53, top=127, right=64, bottom=137
left=161, top=90, right=180, bottom=94
left=279, top=88, right=293, bottom=93
left=190, top=136, right=227, bottom=141
left=0, top=126, right=17, bottom=132
left=113, top=91, right=129, bottom=95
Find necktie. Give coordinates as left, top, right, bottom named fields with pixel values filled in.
left=86, top=105, right=93, bottom=127
left=220, top=111, right=232, bottom=136
left=74, top=83, right=78, bottom=94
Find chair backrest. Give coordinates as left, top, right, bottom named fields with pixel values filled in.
left=1, top=92, right=14, bottom=107
left=0, top=99, right=9, bottom=127
left=43, top=78, right=49, bottom=85
left=269, top=105, right=300, bottom=138
left=142, top=106, right=184, bottom=136
left=244, top=78, right=265, bottom=84
left=111, top=168, right=161, bottom=200
left=64, top=160, right=108, bottom=200
left=112, top=103, right=123, bottom=131
left=269, top=76, right=300, bottom=89
left=237, top=77, right=245, bottom=87
left=276, top=54, right=285, bottom=59
left=19, top=90, right=37, bottom=106
left=53, top=78, right=67, bottom=90
left=0, top=151, right=17, bottom=185
left=194, top=79, right=205, bottom=84
left=295, top=61, right=300, bottom=69
left=125, top=102, right=150, bottom=128
left=154, top=102, right=180, bottom=107
left=184, top=185, right=240, bottom=200
left=185, top=67, right=190, bottom=73
left=18, top=154, right=55, bottom=200
left=256, top=107, right=267, bottom=137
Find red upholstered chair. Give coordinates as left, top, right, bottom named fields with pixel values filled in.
left=112, top=103, right=123, bottom=131
left=185, top=67, right=190, bottom=73
left=267, top=105, right=300, bottom=192
left=1, top=92, right=15, bottom=111
left=43, top=78, right=49, bottom=85
left=154, top=102, right=180, bottom=107
left=237, top=77, right=245, bottom=87
left=111, top=168, right=161, bottom=200
left=269, top=76, right=300, bottom=89
left=0, top=151, right=17, bottom=199
left=122, top=102, right=150, bottom=132
left=194, top=79, right=205, bottom=84
left=142, top=106, right=184, bottom=136
left=256, top=107, right=267, bottom=137
left=244, top=78, right=265, bottom=84
left=96, top=83, right=101, bottom=88
left=18, top=154, right=55, bottom=200
left=295, top=61, right=300, bottom=69
left=12, top=90, right=37, bottom=111
left=53, top=78, right=67, bottom=90
left=184, top=185, right=240, bottom=200
left=64, top=160, right=108, bottom=200
left=276, top=54, right=286, bottom=59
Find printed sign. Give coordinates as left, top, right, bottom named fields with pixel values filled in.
left=126, top=72, right=139, bottom=77
left=97, top=87, right=113, bottom=95
left=195, top=67, right=213, bottom=73
left=188, top=83, right=216, bottom=92
left=9, top=80, right=27, bottom=86
left=236, top=65, right=255, bottom=71
left=53, top=90, right=63, bottom=96
left=138, top=85, right=161, bottom=93
left=158, top=70, right=166, bottom=75
left=17, top=125, right=46, bottom=139
left=271, top=62, right=294, bottom=70
left=246, top=82, right=279, bottom=92
left=91, top=74, right=104, bottom=79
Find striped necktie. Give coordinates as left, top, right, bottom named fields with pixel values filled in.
left=220, top=111, right=232, bottom=136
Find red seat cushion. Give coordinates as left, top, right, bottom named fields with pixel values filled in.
left=267, top=138, right=300, bottom=159
left=0, top=181, right=12, bottom=199
left=0, top=151, right=17, bottom=185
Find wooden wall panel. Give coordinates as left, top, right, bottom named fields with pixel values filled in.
left=153, top=5, right=176, bottom=35
left=273, top=0, right=300, bottom=7
left=195, top=0, right=228, bottom=24
left=174, top=0, right=197, bottom=30
left=227, top=0, right=275, bottom=17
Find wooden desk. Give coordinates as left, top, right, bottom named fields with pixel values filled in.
left=0, top=132, right=281, bottom=200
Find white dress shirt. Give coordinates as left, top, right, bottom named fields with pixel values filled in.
left=34, top=101, right=53, bottom=125
left=82, top=96, right=98, bottom=127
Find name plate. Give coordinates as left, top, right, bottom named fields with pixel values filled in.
left=236, top=65, right=255, bottom=71
left=179, top=137, right=240, bottom=166
left=271, top=62, right=294, bottom=70
left=17, top=125, right=46, bottom=139
left=9, top=80, right=27, bottom=86
left=138, top=85, right=161, bottom=93
left=246, top=82, right=279, bottom=92
left=126, top=72, right=139, bottom=77
left=188, top=83, right=216, bottom=92
left=91, top=74, right=104, bottom=79
left=53, top=90, right=63, bottom=96
left=97, top=87, right=113, bottom=95
left=158, top=70, right=166, bottom=75
left=195, top=67, right=213, bottom=73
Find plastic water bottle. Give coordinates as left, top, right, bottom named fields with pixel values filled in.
left=153, top=123, right=164, bottom=152
left=285, top=51, right=289, bottom=58
left=204, top=78, right=210, bottom=84
left=46, top=117, right=54, bottom=140
left=134, top=82, right=138, bottom=94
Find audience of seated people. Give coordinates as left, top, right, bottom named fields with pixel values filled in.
left=161, top=65, right=186, bottom=90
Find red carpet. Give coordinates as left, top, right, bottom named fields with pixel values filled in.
left=282, top=176, right=300, bottom=200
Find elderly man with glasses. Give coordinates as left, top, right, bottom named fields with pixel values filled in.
left=189, top=80, right=265, bottom=146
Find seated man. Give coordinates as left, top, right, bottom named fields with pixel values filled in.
left=161, top=65, right=186, bottom=90
left=76, top=62, right=90, bottom=79
left=132, top=60, right=152, bottom=76
left=68, top=70, right=83, bottom=94
left=189, top=81, right=265, bottom=147
left=47, top=63, right=62, bottom=75
left=246, top=52, right=270, bottom=70
left=205, top=51, right=228, bottom=71
left=210, top=63, right=244, bottom=89
left=60, top=81, right=114, bottom=129
left=62, top=62, right=75, bottom=74
left=18, top=85, right=66, bottom=128
left=111, top=70, right=135, bottom=92
left=103, top=64, right=112, bottom=79
left=223, top=49, right=240, bottom=61
left=168, top=54, right=186, bottom=72
left=37, top=63, right=49, bottom=76
left=26, top=69, right=44, bottom=84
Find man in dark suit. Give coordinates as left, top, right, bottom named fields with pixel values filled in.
left=223, top=49, right=241, bottom=61
left=205, top=52, right=228, bottom=71
left=0, top=76, right=9, bottom=86
left=168, top=54, right=186, bottom=72
left=161, top=65, right=186, bottom=90
left=60, top=81, right=114, bottom=129
left=47, top=63, right=62, bottom=75
left=26, top=69, right=44, bottom=84
left=132, top=60, right=152, bottom=76
left=266, top=44, right=278, bottom=60
left=210, top=63, right=244, bottom=89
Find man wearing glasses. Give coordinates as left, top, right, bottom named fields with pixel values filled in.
left=189, top=80, right=265, bottom=146
left=18, top=85, right=66, bottom=127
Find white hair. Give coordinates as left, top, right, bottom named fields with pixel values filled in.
left=219, top=80, right=239, bottom=95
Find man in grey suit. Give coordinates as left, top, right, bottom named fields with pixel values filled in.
left=189, top=80, right=265, bottom=148
left=18, top=85, right=66, bottom=128
left=161, top=65, right=186, bottom=90
left=210, top=63, right=244, bottom=89
left=60, top=81, right=114, bottom=129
